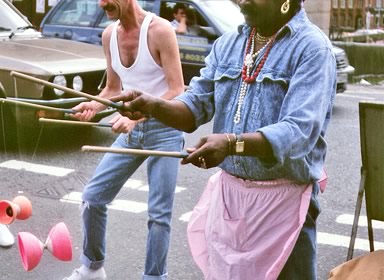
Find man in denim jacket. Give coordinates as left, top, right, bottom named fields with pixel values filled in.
left=115, top=0, right=336, bottom=279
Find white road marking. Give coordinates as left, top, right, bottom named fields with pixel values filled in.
left=0, top=160, right=74, bottom=177
left=14, top=159, right=380, bottom=253
left=179, top=211, right=193, bottom=222
left=318, top=232, right=384, bottom=251
left=60, top=191, right=147, bottom=213
left=123, top=179, right=186, bottom=193
left=177, top=212, right=384, bottom=252
left=336, top=214, right=384, bottom=230
left=337, top=94, right=376, bottom=100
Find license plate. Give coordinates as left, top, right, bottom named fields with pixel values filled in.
left=337, top=73, right=348, bottom=84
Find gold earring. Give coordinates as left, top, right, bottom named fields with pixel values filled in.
left=281, top=0, right=290, bottom=14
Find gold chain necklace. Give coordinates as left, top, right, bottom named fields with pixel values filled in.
left=256, top=32, right=274, bottom=44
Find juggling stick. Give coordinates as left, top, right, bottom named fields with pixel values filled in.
left=0, top=98, right=76, bottom=114
left=10, top=71, right=124, bottom=110
left=18, top=222, right=72, bottom=271
left=0, top=196, right=32, bottom=225
left=82, top=145, right=189, bottom=158
left=39, top=117, right=112, bottom=128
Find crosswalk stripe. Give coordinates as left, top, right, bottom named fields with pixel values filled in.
left=123, top=179, right=186, bottom=193
left=179, top=211, right=193, bottom=222
left=177, top=212, right=384, bottom=252
left=336, top=214, right=384, bottom=229
left=60, top=192, right=147, bottom=213
left=318, top=232, right=384, bottom=251
left=0, top=160, right=74, bottom=177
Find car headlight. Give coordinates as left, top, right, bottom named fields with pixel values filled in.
left=73, top=75, right=83, bottom=92
left=53, top=75, right=67, bottom=96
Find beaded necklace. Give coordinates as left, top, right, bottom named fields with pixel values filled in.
left=234, top=28, right=276, bottom=124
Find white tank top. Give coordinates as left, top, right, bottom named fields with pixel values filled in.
left=110, top=13, right=168, bottom=97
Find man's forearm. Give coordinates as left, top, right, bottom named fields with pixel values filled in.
left=152, top=99, right=197, bottom=133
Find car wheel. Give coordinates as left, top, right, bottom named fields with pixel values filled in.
left=0, top=103, right=18, bottom=152
left=0, top=103, right=41, bottom=153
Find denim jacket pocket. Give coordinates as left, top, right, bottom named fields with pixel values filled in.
left=249, top=71, right=290, bottom=125
left=214, top=65, right=242, bottom=113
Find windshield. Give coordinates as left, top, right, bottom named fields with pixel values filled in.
left=0, top=0, right=34, bottom=34
left=198, top=0, right=244, bottom=34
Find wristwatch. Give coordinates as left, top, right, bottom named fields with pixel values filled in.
left=235, top=134, right=245, bottom=154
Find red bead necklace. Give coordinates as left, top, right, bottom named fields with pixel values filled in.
left=241, top=28, right=275, bottom=84
left=234, top=28, right=276, bottom=124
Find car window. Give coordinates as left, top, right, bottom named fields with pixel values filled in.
left=48, top=0, right=100, bottom=27
left=97, top=12, right=114, bottom=29
left=197, top=0, right=243, bottom=34
left=0, top=0, right=30, bottom=32
left=97, top=0, right=155, bottom=29
left=137, top=0, right=156, bottom=12
left=160, top=1, right=214, bottom=41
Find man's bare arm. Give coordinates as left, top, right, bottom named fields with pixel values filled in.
left=112, top=92, right=197, bottom=133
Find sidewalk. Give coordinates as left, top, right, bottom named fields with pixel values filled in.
left=346, top=83, right=384, bottom=94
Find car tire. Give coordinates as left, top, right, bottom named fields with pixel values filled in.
left=0, top=103, right=19, bottom=152
left=0, top=103, right=41, bottom=153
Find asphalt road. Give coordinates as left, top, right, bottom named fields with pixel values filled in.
left=0, top=83, right=384, bottom=280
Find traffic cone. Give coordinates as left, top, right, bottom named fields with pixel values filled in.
left=0, top=196, right=32, bottom=224
left=18, top=222, right=72, bottom=271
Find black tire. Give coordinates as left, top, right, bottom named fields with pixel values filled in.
left=0, top=102, right=19, bottom=152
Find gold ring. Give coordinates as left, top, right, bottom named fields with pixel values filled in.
left=199, top=156, right=207, bottom=169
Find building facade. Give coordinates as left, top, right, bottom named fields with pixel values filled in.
left=331, top=0, right=384, bottom=32
left=9, top=0, right=58, bottom=27
left=304, top=0, right=332, bottom=36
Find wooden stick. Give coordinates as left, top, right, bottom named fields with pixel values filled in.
left=10, top=71, right=123, bottom=110
left=82, top=145, right=189, bottom=158
left=39, top=118, right=112, bottom=127
left=0, top=98, right=76, bottom=114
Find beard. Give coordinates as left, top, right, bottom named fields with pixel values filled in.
left=102, top=3, right=115, bottom=12
left=239, top=3, right=259, bottom=27
left=101, top=2, right=121, bottom=20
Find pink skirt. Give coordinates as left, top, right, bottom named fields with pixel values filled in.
left=187, top=170, right=312, bottom=280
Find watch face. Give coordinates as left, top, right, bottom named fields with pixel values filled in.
left=236, top=141, right=245, bottom=153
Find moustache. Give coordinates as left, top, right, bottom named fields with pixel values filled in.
left=240, top=4, right=255, bottom=16
left=102, top=3, right=115, bottom=11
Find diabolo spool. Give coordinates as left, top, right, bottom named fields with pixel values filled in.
left=18, top=222, right=72, bottom=271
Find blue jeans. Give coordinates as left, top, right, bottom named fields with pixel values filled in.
left=79, top=118, right=184, bottom=280
left=277, top=183, right=321, bottom=280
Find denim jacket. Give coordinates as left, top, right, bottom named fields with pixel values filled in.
left=176, top=10, right=336, bottom=183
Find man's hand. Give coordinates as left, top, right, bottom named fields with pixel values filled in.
left=71, top=100, right=104, bottom=122
left=108, top=114, right=137, bottom=133
left=110, top=90, right=158, bottom=120
left=181, top=134, right=229, bottom=169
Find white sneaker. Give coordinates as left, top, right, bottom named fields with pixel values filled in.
left=63, top=266, right=106, bottom=280
left=0, top=224, right=14, bottom=247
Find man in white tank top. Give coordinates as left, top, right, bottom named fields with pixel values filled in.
left=65, top=0, right=185, bottom=279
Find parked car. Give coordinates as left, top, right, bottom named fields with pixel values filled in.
left=40, top=0, right=244, bottom=83
left=41, top=0, right=355, bottom=91
left=0, top=0, right=108, bottom=149
left=333, top=45, right=355, bottom=93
